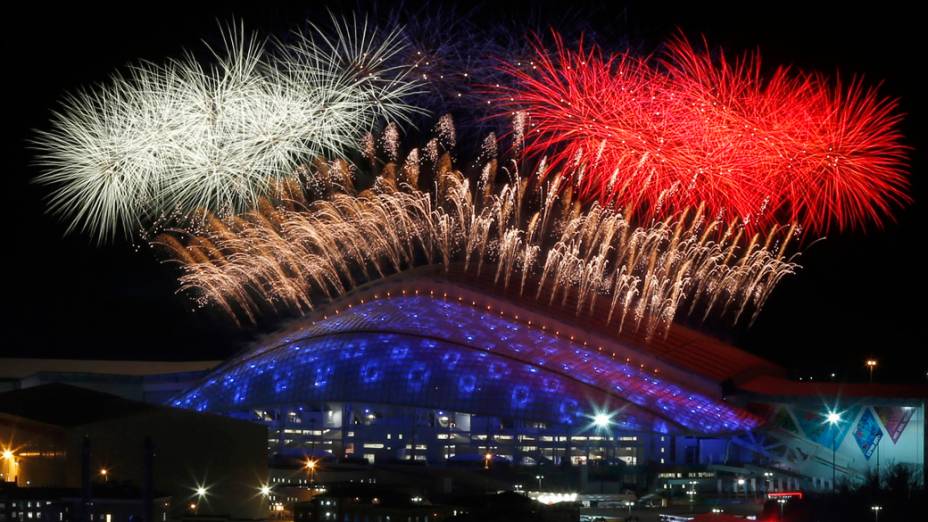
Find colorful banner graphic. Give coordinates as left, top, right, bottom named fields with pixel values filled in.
left=874, top=406, right=915, bottom=444
left=853, top=409, right=883, bottom=460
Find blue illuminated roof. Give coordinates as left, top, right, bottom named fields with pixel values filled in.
left=174, top=292, right=761, bottom=434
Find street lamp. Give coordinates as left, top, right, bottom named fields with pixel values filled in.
left=777, top=498, right=787, bottom=520
left=763, top=472, right=773, bottom=492
left=259, top=484, right=272, bottom=497
left=99, top=468, right=108, bottom=482
left=686, top=481, right=698, bottom=513
left=305, top=458, right=317, bottom=483
left=871, top=505, right=882, bottom=522
left=826, top=410, right=842, bottom=493
left=866, top=360, right=878, bottom=382
left=535, top=474, right=544, bottom=491
left=190, top=484, right=209, bottom=512
left=1, top=449, right=16, bottom=485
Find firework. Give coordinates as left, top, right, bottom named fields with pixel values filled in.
left=495, top=32, right=910, bottom=234
left=34, top=16, right=422, bottom=242
left=158, top=119, right=799, bottom=338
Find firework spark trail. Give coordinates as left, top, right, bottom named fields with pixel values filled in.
left=159, top=122, right=799, bottom=339
left=34, top=16, right=423, bottom=242
left=495, top=32, right=910, bottom=234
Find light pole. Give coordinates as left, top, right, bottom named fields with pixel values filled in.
left=871, top=505, right=882, bottom=522
left=777, top=498, right=787, bottom=520
left=305, top=458, right=317, bottom=484
left=191, top=484, right=208, bottom=513
left=687, top=480, right=698, bottom=512
left=2, top=449, right=17, bottom=484
left=535, top=474, right=544, bottom=491
left=866, top=360, right=878, bottom=383
left=826, top=410, right=842, bottom=493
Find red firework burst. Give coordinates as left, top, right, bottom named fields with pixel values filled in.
left=496, top=32, right=909, bottom=234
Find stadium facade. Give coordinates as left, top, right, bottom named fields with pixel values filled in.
left=169, top=269, right=926, bottom=492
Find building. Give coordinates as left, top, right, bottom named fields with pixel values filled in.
left=0, top=482, right=171, bottom=522
left=0, top=384, right=267, bottom=521
left=0, top=359, right=219, bottom=403
left=3, top=269, right=925, bottom=512
left=165, top=270, right=926, bottom=495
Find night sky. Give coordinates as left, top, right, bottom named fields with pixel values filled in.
left=5, top=2, right=925, bottom=383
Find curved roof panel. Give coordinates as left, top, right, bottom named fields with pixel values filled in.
left=174, top=291, right=762, bottom=434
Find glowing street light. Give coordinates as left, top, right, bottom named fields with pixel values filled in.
left=305, top=458, right=317, bottom=483
left=484, top=452, right=492, bottom=470
left=871, top=505, right=883, bottom=522
left=196, top=486, right=208, bottom=498
left=866, top=360, right=878, bottom=382
left=535, top=474, right=544, bottom=490
left=1, top=449, right=18, bottom=485
left=259, top=484, right=272, bottom=497
left=686, top=488, right=696, bottom=513
left=99, top=468, right=109, bottom=482
left=826, top=410, right=843, bottom=493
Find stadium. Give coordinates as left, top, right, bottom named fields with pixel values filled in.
left=171, top=267, right=926, bottom=493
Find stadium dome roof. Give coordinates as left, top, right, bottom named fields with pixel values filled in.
left=173, top=270, right=773, bottom=434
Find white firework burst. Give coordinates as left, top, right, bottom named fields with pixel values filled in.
left=33, top=17, right=423, bottom=242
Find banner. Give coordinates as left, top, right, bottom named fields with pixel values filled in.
left=852, top=409, right=883, bottom=459
left=874, top=406, right=915, bottom=444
